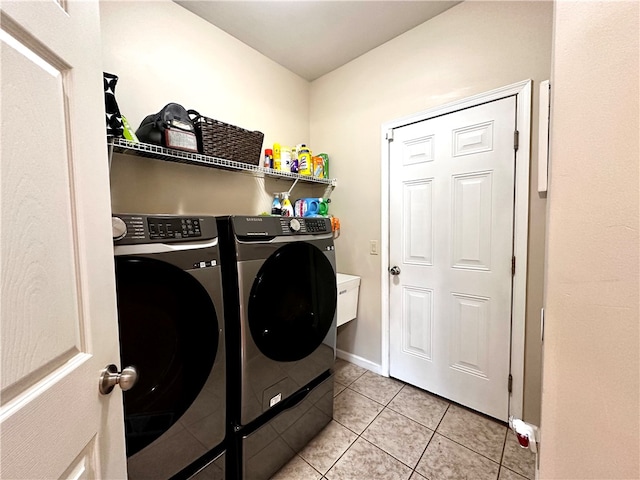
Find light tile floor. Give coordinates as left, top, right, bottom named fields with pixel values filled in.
left=271, top=359, right=536, bottom=480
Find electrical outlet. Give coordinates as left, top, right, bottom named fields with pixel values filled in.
left=370, top=240, right=379, bottom=255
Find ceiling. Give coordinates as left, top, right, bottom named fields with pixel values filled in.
left=174, top=1, right=460, bottom=81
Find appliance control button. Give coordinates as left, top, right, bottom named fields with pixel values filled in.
left=112, top=217, right=127, bottom=240
left=289, top=218, right=301, bottom=232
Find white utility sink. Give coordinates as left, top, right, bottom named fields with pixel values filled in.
left=336, top=273, right=360, bottom=327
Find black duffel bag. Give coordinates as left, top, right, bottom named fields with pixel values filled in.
left=135, top=103, right=198, bottom=152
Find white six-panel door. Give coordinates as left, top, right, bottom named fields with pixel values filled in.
left=389, top=97, right=517, bottom=421
left=1, top=1, right=127, bottom=478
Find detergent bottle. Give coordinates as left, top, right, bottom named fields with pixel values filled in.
left=294, top=198, right=319, bottom=217
left=297, top=144, right=312, bottom=176
left=273, top=143, right=282, bottom=171
left=318, top=198, right=330, bottom=216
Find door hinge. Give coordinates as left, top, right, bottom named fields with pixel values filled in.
left=511, top=256, right=516, bottom=276
left=508, top=374, right=513, bottom=393
left=386, top=129, right=394, bottom=141
left=514, top=130, right=519, bottom=151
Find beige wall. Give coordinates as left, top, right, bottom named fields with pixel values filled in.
left=540, top=1, right=639, bottom=477
left=100, top=0, right=326, bottom=217
left=310, top=1, right=552, bottom=423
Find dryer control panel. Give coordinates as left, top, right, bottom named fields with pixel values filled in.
left=113, top=214, right=218, bottom=244
left=147, top=217, right=201, bottom=240
left=232, top=216, right=331, bottom=238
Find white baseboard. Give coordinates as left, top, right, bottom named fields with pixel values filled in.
left=336, top=349, right=385, bottom=376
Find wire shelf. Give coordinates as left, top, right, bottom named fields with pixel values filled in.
left=108, top=138, right=337, bottom=187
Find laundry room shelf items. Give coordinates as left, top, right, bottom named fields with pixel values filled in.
left=108, top=138, right=337, bottom=187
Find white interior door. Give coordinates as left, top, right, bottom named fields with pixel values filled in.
left=1, top=1, right=127, bottom=478
left=389, top=96, right=517, bottom=421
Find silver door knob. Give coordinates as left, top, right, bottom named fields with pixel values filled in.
left=389, top=266, right=401, bottom=275
left=99, top=364, right=138, bottom=395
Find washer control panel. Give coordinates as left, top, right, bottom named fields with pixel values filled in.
left=303, top=218, right=329, bottom=233
left=113, top=214, right=217, bottom=245
left=232, top=216, right=332, bottom=237
left=277, top=217, right=331, bottom=235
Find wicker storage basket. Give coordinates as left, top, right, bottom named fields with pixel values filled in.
left=190, top=114, right=264, bottom=166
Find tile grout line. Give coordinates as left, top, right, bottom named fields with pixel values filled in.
left=429, top=403, right=509, bottom=467
left=334, top=413, right=415, bottom=480
left=323, top=389, right=376, bottom=479
left=328, top=364, right=519, bottom=480
left=433, top=430, right=507, bottom=466
left=327, top=381, right=408, bottom=479
left=377, top=383, right=435, bottom=476
left=305, top=363, right=367, bottom=480
left=350, top=381, right=473, bottom=479
left=339, top=381, right=452, bottom=479
left=334, top=361, right=367, bottom=388
left=300, top=455, right=323, bottom=478
left=411, top=402, right=452, bottom=479
left=496, top=427, right=509, bottom=480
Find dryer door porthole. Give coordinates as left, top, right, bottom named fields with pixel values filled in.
left=115, top=256, right=219, bottom=457
left=248, top=242, right=337, bottom=362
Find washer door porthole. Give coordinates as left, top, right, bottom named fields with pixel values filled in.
left=248, top=242, right=337, bottom=362
left=115, top=257, right=219, bottom=456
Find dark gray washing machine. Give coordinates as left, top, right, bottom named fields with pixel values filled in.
left=217, top=215, right=337, bottom=480
left=113, top=214, right=226, bottom=480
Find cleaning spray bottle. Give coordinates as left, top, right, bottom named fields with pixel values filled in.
left=271, top=193, right=282, bottom=215
left=281, top=192, right=294, bottom=217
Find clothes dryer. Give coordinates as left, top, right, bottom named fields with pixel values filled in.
left=113, top=214, right=226, bottom=480
left=217, top=215, right=337, bottom=480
